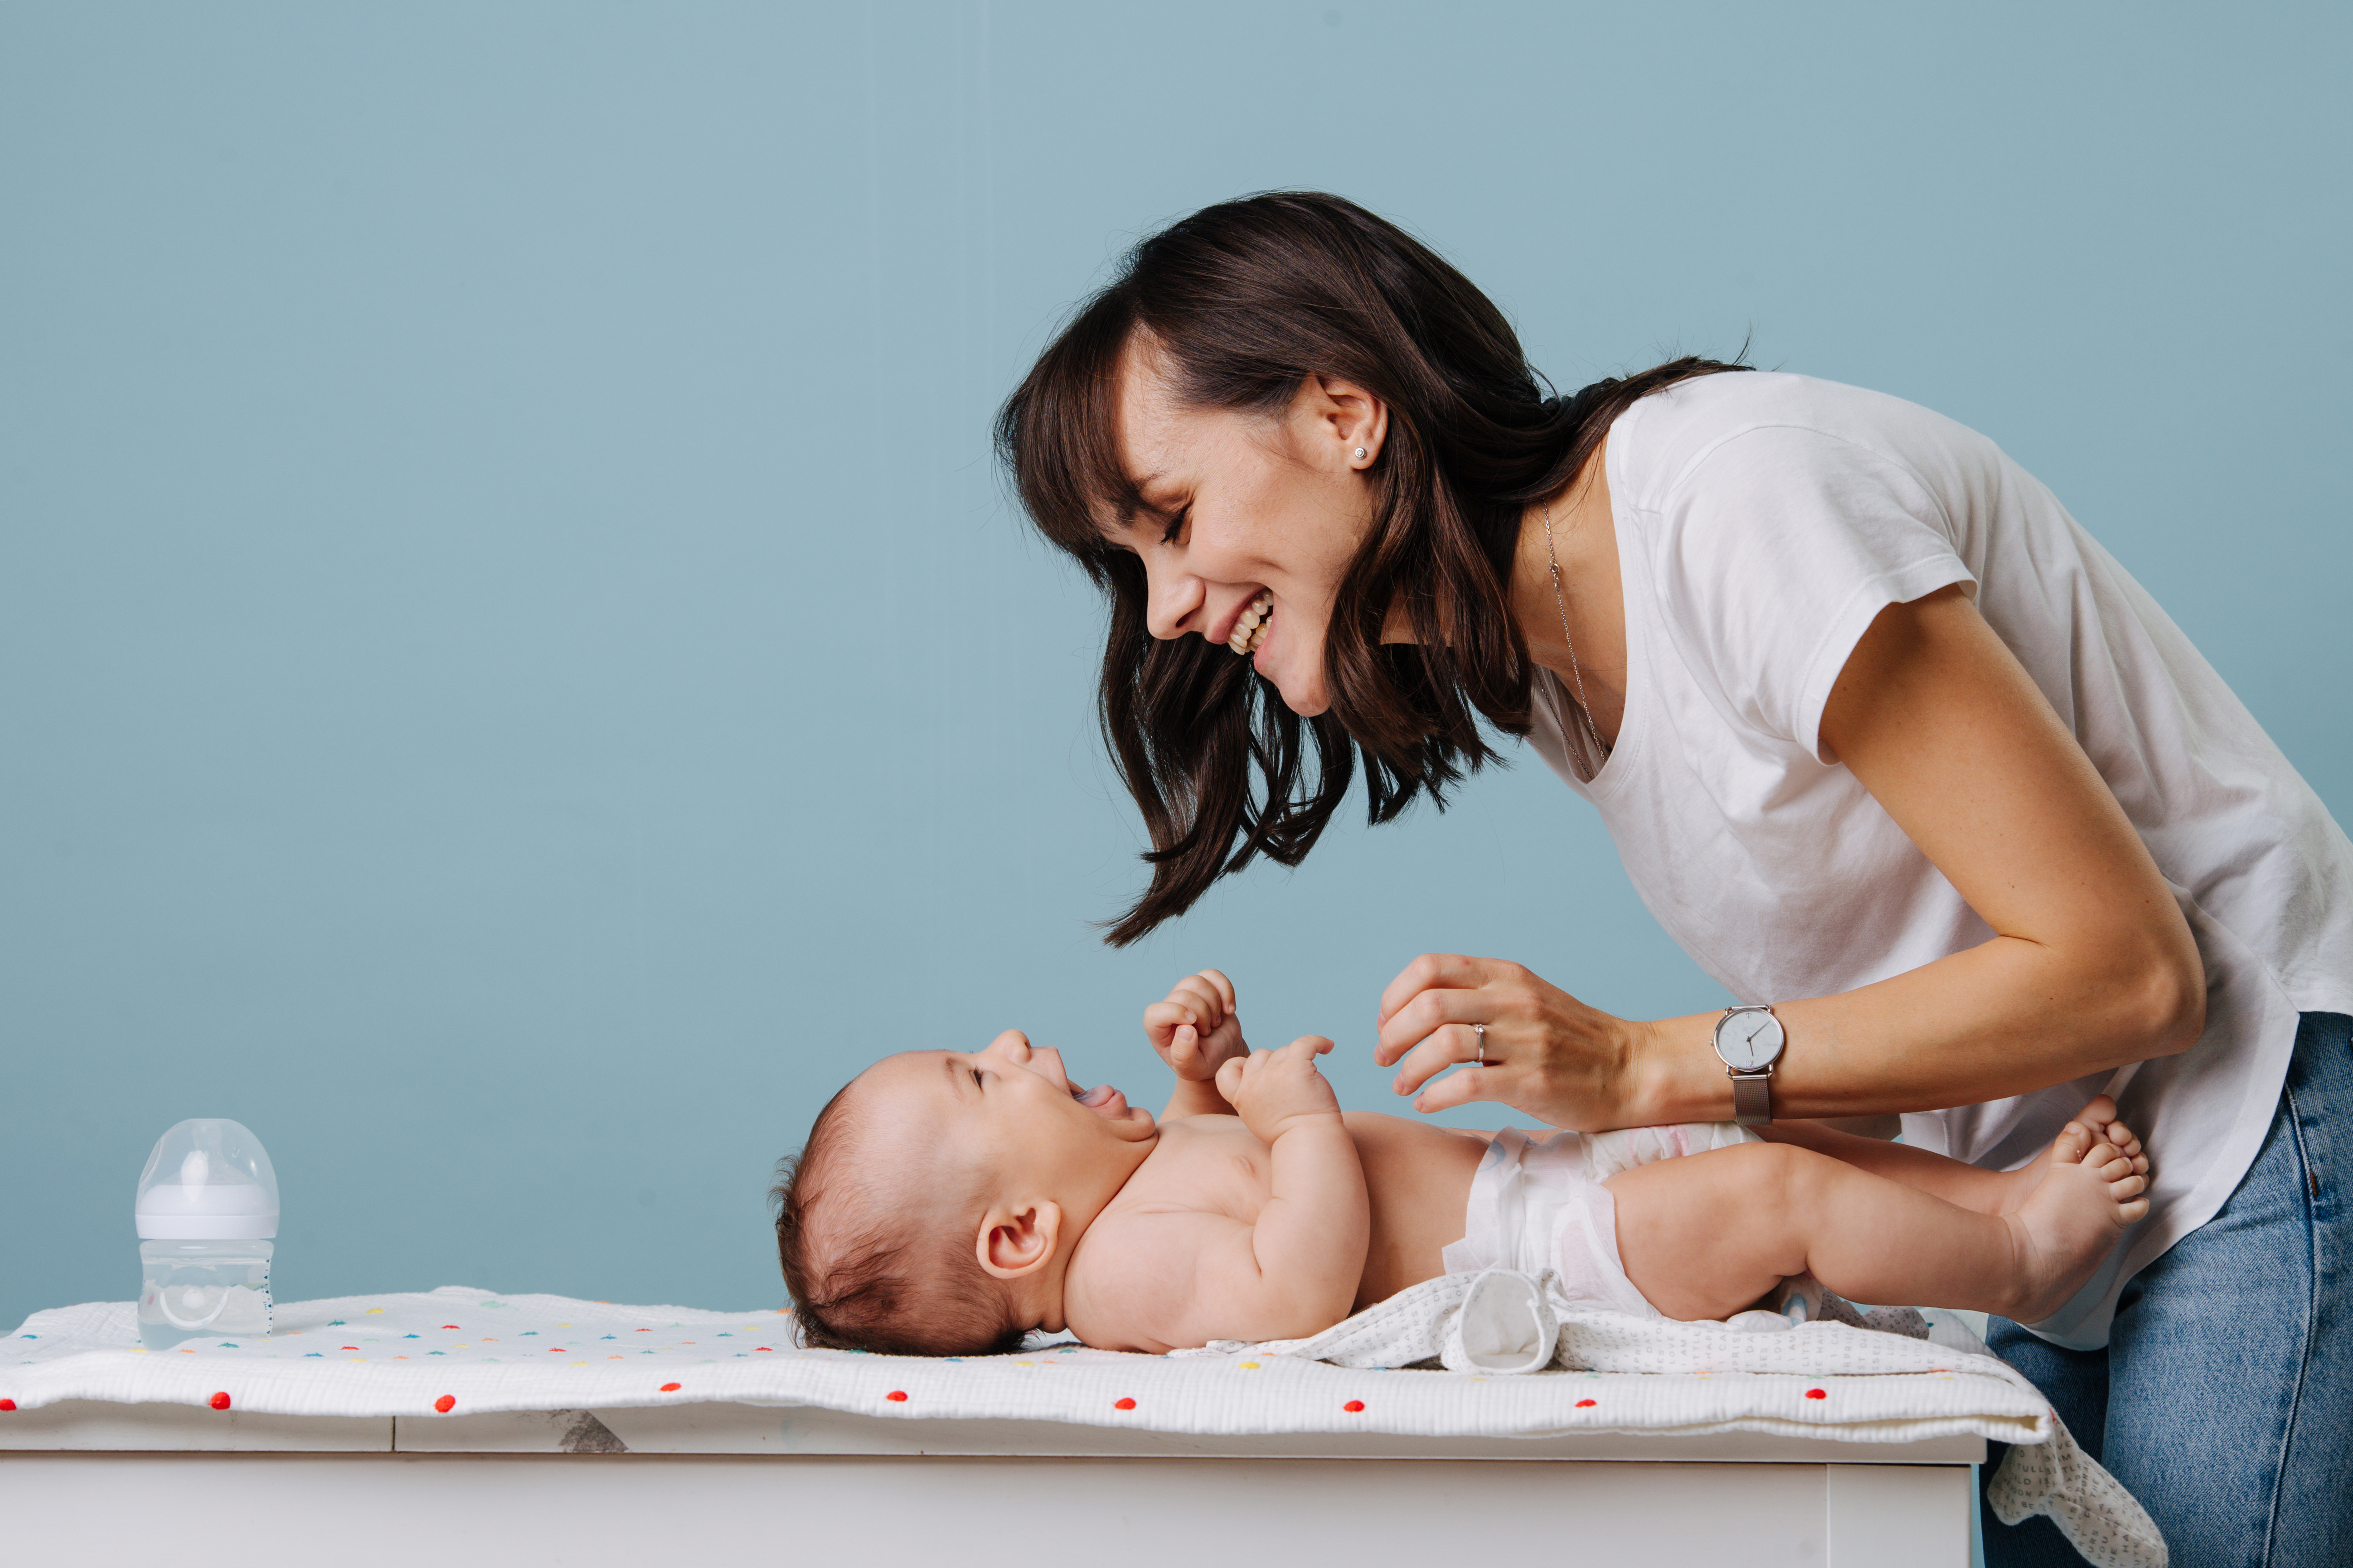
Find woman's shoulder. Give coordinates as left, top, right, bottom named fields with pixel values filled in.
left=1608, top=371, right=1999, bottom=510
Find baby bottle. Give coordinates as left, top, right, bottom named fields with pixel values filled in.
left=135, top=1118, right=279, bottom=1350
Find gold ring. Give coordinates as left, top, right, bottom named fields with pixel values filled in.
left=1474, top=1024, right=1486, bottom=1065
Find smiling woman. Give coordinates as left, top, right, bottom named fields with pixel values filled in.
left=994, top=194, right=1741, bottom=944
left=995, top=192, right=2353, bottom=1566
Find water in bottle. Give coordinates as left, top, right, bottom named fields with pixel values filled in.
left=135, top=1118, right=279, bottom=1350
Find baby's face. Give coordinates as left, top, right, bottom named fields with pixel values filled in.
left=858, top=1030, right=1159, bottom=1192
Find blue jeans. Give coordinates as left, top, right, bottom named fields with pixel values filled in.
left=1979, top=1011, right=2352, bottom=1567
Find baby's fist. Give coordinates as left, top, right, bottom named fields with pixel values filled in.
left=1215, top=1036, right=1342, bottom=1143
left=1144, top=969, right=1247, bottom=1084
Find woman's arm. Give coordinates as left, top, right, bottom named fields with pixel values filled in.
left=1378, top=585, right=2207, bottom=1127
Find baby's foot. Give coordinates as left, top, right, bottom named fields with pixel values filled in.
left=1999, top=1114, right=2153, bottom=1323
left=1993, top=1095, right=2151, bottom=1215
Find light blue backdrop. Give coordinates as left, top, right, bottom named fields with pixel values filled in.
left=4, top=2, right=2346, bottom=1334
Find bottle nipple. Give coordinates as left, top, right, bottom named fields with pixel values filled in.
left=135, top=1118, right=279, bottom=1241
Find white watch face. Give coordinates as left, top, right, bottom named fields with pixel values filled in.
left=1717, top=1010, right=1785, bottom=1072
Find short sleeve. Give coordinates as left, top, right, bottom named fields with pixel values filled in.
left=1635, top=425, right=1975, bottom=761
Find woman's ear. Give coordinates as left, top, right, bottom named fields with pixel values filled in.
left=1296, top=373, right=1388, bottom=471
left=975, top=1200, right=1064, bottom=1280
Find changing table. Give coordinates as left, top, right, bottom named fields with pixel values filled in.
left=4, top=1287, right=1984, bottom=1566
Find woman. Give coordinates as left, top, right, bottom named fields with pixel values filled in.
left=995, top=192, right=2349, bottom=1567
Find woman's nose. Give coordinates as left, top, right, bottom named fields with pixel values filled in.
left=985, top=1028, right=1031, bottom=1063
left=1143, top=564, right=1203, bottom=642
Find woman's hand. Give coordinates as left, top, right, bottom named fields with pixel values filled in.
left=1374, top=953, right=1648, bottom=1128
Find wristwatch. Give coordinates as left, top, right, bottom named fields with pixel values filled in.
left=1713, top=1004, right=1785, bottom=1126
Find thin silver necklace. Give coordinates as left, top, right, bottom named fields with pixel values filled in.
left=1542, top=502, right=1611, bottom=771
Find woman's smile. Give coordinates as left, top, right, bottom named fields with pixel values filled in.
left=1227, top=590, right=1274, bottom=656
left=1105, top=342, right=1384, bottom=718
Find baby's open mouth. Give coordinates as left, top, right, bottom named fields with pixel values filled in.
left=1228, top=590, right=1271, bottom=656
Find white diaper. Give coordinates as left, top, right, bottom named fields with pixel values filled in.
left=1439, top=1123, right=1761, bottom=1319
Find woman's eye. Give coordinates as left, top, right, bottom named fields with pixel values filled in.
left=971, top=1069, right=985, bottom=1089
left=1159, top=508, right=1188, bottom=546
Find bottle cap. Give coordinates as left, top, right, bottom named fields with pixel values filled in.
left=135, top=1118, right=279, bottom=1240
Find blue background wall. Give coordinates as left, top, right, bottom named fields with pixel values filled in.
left=5, top=2, right=2346, bottom=1332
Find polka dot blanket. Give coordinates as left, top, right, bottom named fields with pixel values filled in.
left=4, top=1275, right=2162, bottom=1568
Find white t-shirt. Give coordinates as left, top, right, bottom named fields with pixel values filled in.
left=1523, top=372, right=2353, bottom=1348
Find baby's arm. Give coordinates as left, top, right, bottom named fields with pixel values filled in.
left=1077, top=1038, right=1370, bottom=1350
left=1209, top=1038, right=1371, bottom=1334
left=1143, top=969, right=1247, bottom=1120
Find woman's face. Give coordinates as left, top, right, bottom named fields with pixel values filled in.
left=1106, top=343, right=1387, bottom=717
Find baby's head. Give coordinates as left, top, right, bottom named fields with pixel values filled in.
left=772, top=1030, right=1158, bottom=1356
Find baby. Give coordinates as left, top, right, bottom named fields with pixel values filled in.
left=772, top=970, right=2150, bottom=1356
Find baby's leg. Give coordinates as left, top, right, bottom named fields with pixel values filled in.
left=1607, top=1123, right=2149, bottom=1324
left=1760, top=1095, right=2149, bottom=1217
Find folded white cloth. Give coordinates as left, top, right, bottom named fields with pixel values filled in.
left=5, top=1280, right=2157, bottom=1568
left=1240, top=1270, right=2160, bottom=1568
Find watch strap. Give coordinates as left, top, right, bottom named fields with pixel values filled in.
left=1730, top=1069, right=1773, bottom=1127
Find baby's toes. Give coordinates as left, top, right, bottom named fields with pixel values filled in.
left=2104, top=1123, right=2149, bottom=1174
left=2050, top=1121, right=2094, bottom=1164
left=2087, top=1145, right=2146, bottom=1196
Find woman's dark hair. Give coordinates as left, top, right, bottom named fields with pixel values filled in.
left=996, top=191, right=1745, bottom=945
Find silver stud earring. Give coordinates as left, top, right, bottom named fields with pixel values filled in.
left=1354, top=446, right=1368, bottom=461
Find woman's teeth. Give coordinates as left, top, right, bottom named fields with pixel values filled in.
left=1228, top=591, right=1273, bottom=656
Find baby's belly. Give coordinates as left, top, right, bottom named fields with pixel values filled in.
left=1344, top=1112, right=1493, bottom=1312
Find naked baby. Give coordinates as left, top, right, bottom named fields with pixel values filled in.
left=772, top=971, right=2151, bottom=1356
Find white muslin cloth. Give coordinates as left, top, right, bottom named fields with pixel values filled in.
left=7, top=1279, right=2158, bottom=1567
left=1242, top=1269, right=2161, bottom=1568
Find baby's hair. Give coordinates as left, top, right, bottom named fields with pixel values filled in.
left=771, top=1075, right=1027, bottom=1358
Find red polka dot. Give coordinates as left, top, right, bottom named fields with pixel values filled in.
left=1576, top=1398, right=1597, bottom=1408
left=1114, top=1398, right=1136, bottom=1411
left=341, top=1346, right=358, bottom=1350
left=208, top=1392, right=232, bottom=1411
left=441, top=1325, right=460, bottom=1330
left=755, top=1346, right=773, bottom=1352
left=1343, top=1400, right=1366, bottom=1413
left=1805, top=1388, right=1828, bottom=1400
left=660, top=1382, right=683, bottom=1392
left=433, top=1395, right=456, bottom=1414
left=0, top=1399, right=16, bottom=1412
left=885, top=1390, right=908, bottom=1402
left=549, top=1348, right=565, bottom=1354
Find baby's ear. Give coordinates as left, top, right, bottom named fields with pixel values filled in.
left=975, top=1200, right=1064, bottom=1280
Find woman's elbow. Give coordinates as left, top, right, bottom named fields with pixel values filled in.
left=2125, top=938, right=2206, bottom=1060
